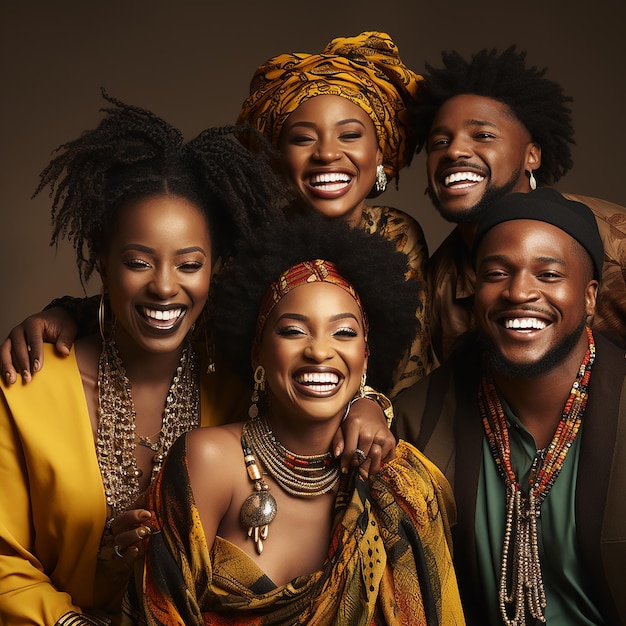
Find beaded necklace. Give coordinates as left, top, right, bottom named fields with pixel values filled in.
left=239, top=414, right=340, bottom=554
left=96, top=335, right=200, bottom=515
left=478, top=326, right=595, bottom=626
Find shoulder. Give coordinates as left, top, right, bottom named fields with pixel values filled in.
left=185, top=423, right=242, bottom=472
left=1, top=343, right=81, bottom=400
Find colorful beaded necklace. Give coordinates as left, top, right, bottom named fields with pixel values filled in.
left=478, top=326, right=595, bottom=626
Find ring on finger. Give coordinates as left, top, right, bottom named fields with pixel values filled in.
left=114, top=544, right=124, bottom=558
left=351, top=448, right=367, bottom=465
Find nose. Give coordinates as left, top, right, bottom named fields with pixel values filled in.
left=445, top=134, right=472, bottom=160
left=314, top=136, right=341, bottom=163
left=149, top=266, right=179, bottom=299
left=504, top=272, right=540, bottom=303
left=303, top=336, right=334, bottom=362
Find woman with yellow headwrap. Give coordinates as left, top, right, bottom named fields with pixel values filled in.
left=237, top=31, right=432, bottom=398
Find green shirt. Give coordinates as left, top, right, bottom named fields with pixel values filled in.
left=475, top=400, right=604, bottom=625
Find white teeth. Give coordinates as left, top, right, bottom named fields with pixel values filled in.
left=444, top=171, right=485, bottom=186
left=142, top=307, right=182, bottom=322
left=310, top=172, right=351, bottom=188
left=504, top=318, right=547, bottom=330
left=296, top=372, right=340, bottom=385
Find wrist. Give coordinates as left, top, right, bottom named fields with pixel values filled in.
left=350, top=385, right=394, bottom=428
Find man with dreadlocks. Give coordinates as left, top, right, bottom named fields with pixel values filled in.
left=409, top=46, right=626, bottom=364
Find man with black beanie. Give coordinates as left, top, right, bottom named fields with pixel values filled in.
left=394, top=189, right=626, bottom=625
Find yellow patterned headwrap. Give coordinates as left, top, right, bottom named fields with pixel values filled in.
left=237, top=31, right=423, bottom=182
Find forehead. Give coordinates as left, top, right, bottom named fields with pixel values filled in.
left=433, top=94, right=526, bottom=133
left=269, top=281, right=363, bottom=319
left=477, top=219, right=582, bottom=265
left=285, top=94, right=374, bottom=126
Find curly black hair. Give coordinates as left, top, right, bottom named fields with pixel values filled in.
left=211, top=212, right=421, bottom=396
left=35, top=90, right=293, bottom=285
left=411, top=46, right=574, bottom=185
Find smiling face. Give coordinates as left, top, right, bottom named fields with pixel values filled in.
left=278, top=95, right=382, bottom=227
left=257, top=281, right=367, bottom=425
left=100, top=194, right=213, bottom=357
left=426, top=94, right=540, bottom=224
left=475, top=220, right=597, bottom=377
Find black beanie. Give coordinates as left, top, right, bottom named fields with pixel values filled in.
left=473, top=187, right=604, bottom=280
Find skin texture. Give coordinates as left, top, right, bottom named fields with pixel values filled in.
left=474, top=219, right=598, bottom=447
left=279, top=95, right=382, bottom=228
left=187, top=281, right=369, bottom=586
left=426, top=94, right=540, bottom=228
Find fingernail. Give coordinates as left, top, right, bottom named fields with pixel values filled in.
left=4, top=372, right=11, bottom=383
left=334, top=446, right=342, bottom=458
left=32, top=359, right=41, bottom=372
left=139, top=510, right=151, bottom=520
left=22, top=370, right=30, bottom=382
left=341, top=466, right=348, bottom=475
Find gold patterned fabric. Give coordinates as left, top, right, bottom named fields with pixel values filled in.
left=236, top=31, right=423, bottom=182
left=361, top=205, right=433, bottom=396
left=128, top=438, right=464, bottom=625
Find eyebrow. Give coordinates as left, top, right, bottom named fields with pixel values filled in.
left=275, top=312, right=361, bottom=324
left=430, top=118, right=498, bottom=135
left=286, top=118, right=367, bottom=131
left=480, top=254, right=567, bottom=266
left=121, top=244, right=207, bottom=256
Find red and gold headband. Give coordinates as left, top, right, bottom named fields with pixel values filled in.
left=255, top=260, right=368, bottom=344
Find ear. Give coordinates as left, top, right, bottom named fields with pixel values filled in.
left=584, top=279, right=599, bottom=321
left=376, top=147, right=383, bottom=167
left=526, top=142, right=541, bottom=170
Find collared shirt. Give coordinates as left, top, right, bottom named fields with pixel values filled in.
left=428, top=192, right=626, bottom=365
left=475, top=401, right=604, bottom=625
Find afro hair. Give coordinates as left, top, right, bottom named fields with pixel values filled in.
left=211, top=212, right=422, bottom=396
left=411, top=46, right=574, bottom=185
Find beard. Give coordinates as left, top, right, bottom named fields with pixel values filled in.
left=480, top=314, right=588, bottom=379
left=428, top=168, right=521, bottom=224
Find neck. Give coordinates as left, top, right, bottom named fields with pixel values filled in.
left=492, top=338, right=591, bottom=449
left=111, top=328, right=186, bottom=384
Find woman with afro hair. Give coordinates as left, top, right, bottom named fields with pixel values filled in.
left=126, top=212, right=464, bottom=625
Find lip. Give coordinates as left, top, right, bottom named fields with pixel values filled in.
left=136, top=304, right=188, bottom=333
left=491, top=310, right=554, bottom=336
left=303, top=169, right=355, bottom=199
left=435, top=165, right=487, bottom=195
left=292, top=366, right=345, bottom=397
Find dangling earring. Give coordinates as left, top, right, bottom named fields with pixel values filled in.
left=203, top=310, right=216, bottom=374
left=375, top=164, right=387, bottom=192
left=248, top=365, right=266, bottom=418
left=98, top=288, right=107, bottom=342
left=529, top=170, right=537, bottom=191
left=359, top=372, right=367, bottom=397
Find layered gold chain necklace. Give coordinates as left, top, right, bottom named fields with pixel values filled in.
left=239, top=414, right=340, bottom=553
left=479, top=326, right=595, bottom=625
left=96, top=335, right=200, bottom=514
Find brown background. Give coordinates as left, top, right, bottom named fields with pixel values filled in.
left=2, top=1, right=624, bottom=339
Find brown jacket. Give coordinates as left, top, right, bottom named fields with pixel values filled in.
left=394, top=331, right=626, bottom=625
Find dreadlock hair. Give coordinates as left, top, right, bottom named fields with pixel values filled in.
left=411, top=46, right=574, bottom=185
left=35, top=90, right=292, bottom=286
left=211, top=212, right=421, bottom=396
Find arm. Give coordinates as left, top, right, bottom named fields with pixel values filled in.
left=1, top=295, right=98, bottom=384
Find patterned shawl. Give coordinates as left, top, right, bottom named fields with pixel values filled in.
left=126, top=437, right=464, bottom=625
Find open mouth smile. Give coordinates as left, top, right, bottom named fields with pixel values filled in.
left=308, top=172, right=352, bottom=193
left=294, top=370, right=342, bottom=394
left=443, top=171, right=485, bottom=188
left=502, top=317, right=549, bottom=331
left=140, top=306, right=186, bottom=331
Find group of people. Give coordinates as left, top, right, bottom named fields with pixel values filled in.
left=0, top=29, right=624, bottom=626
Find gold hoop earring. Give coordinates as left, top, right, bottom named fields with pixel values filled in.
left=98, top=289, right=107, bottom=342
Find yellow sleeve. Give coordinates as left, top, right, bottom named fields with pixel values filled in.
left=0, top=346, right=106, bottom=625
